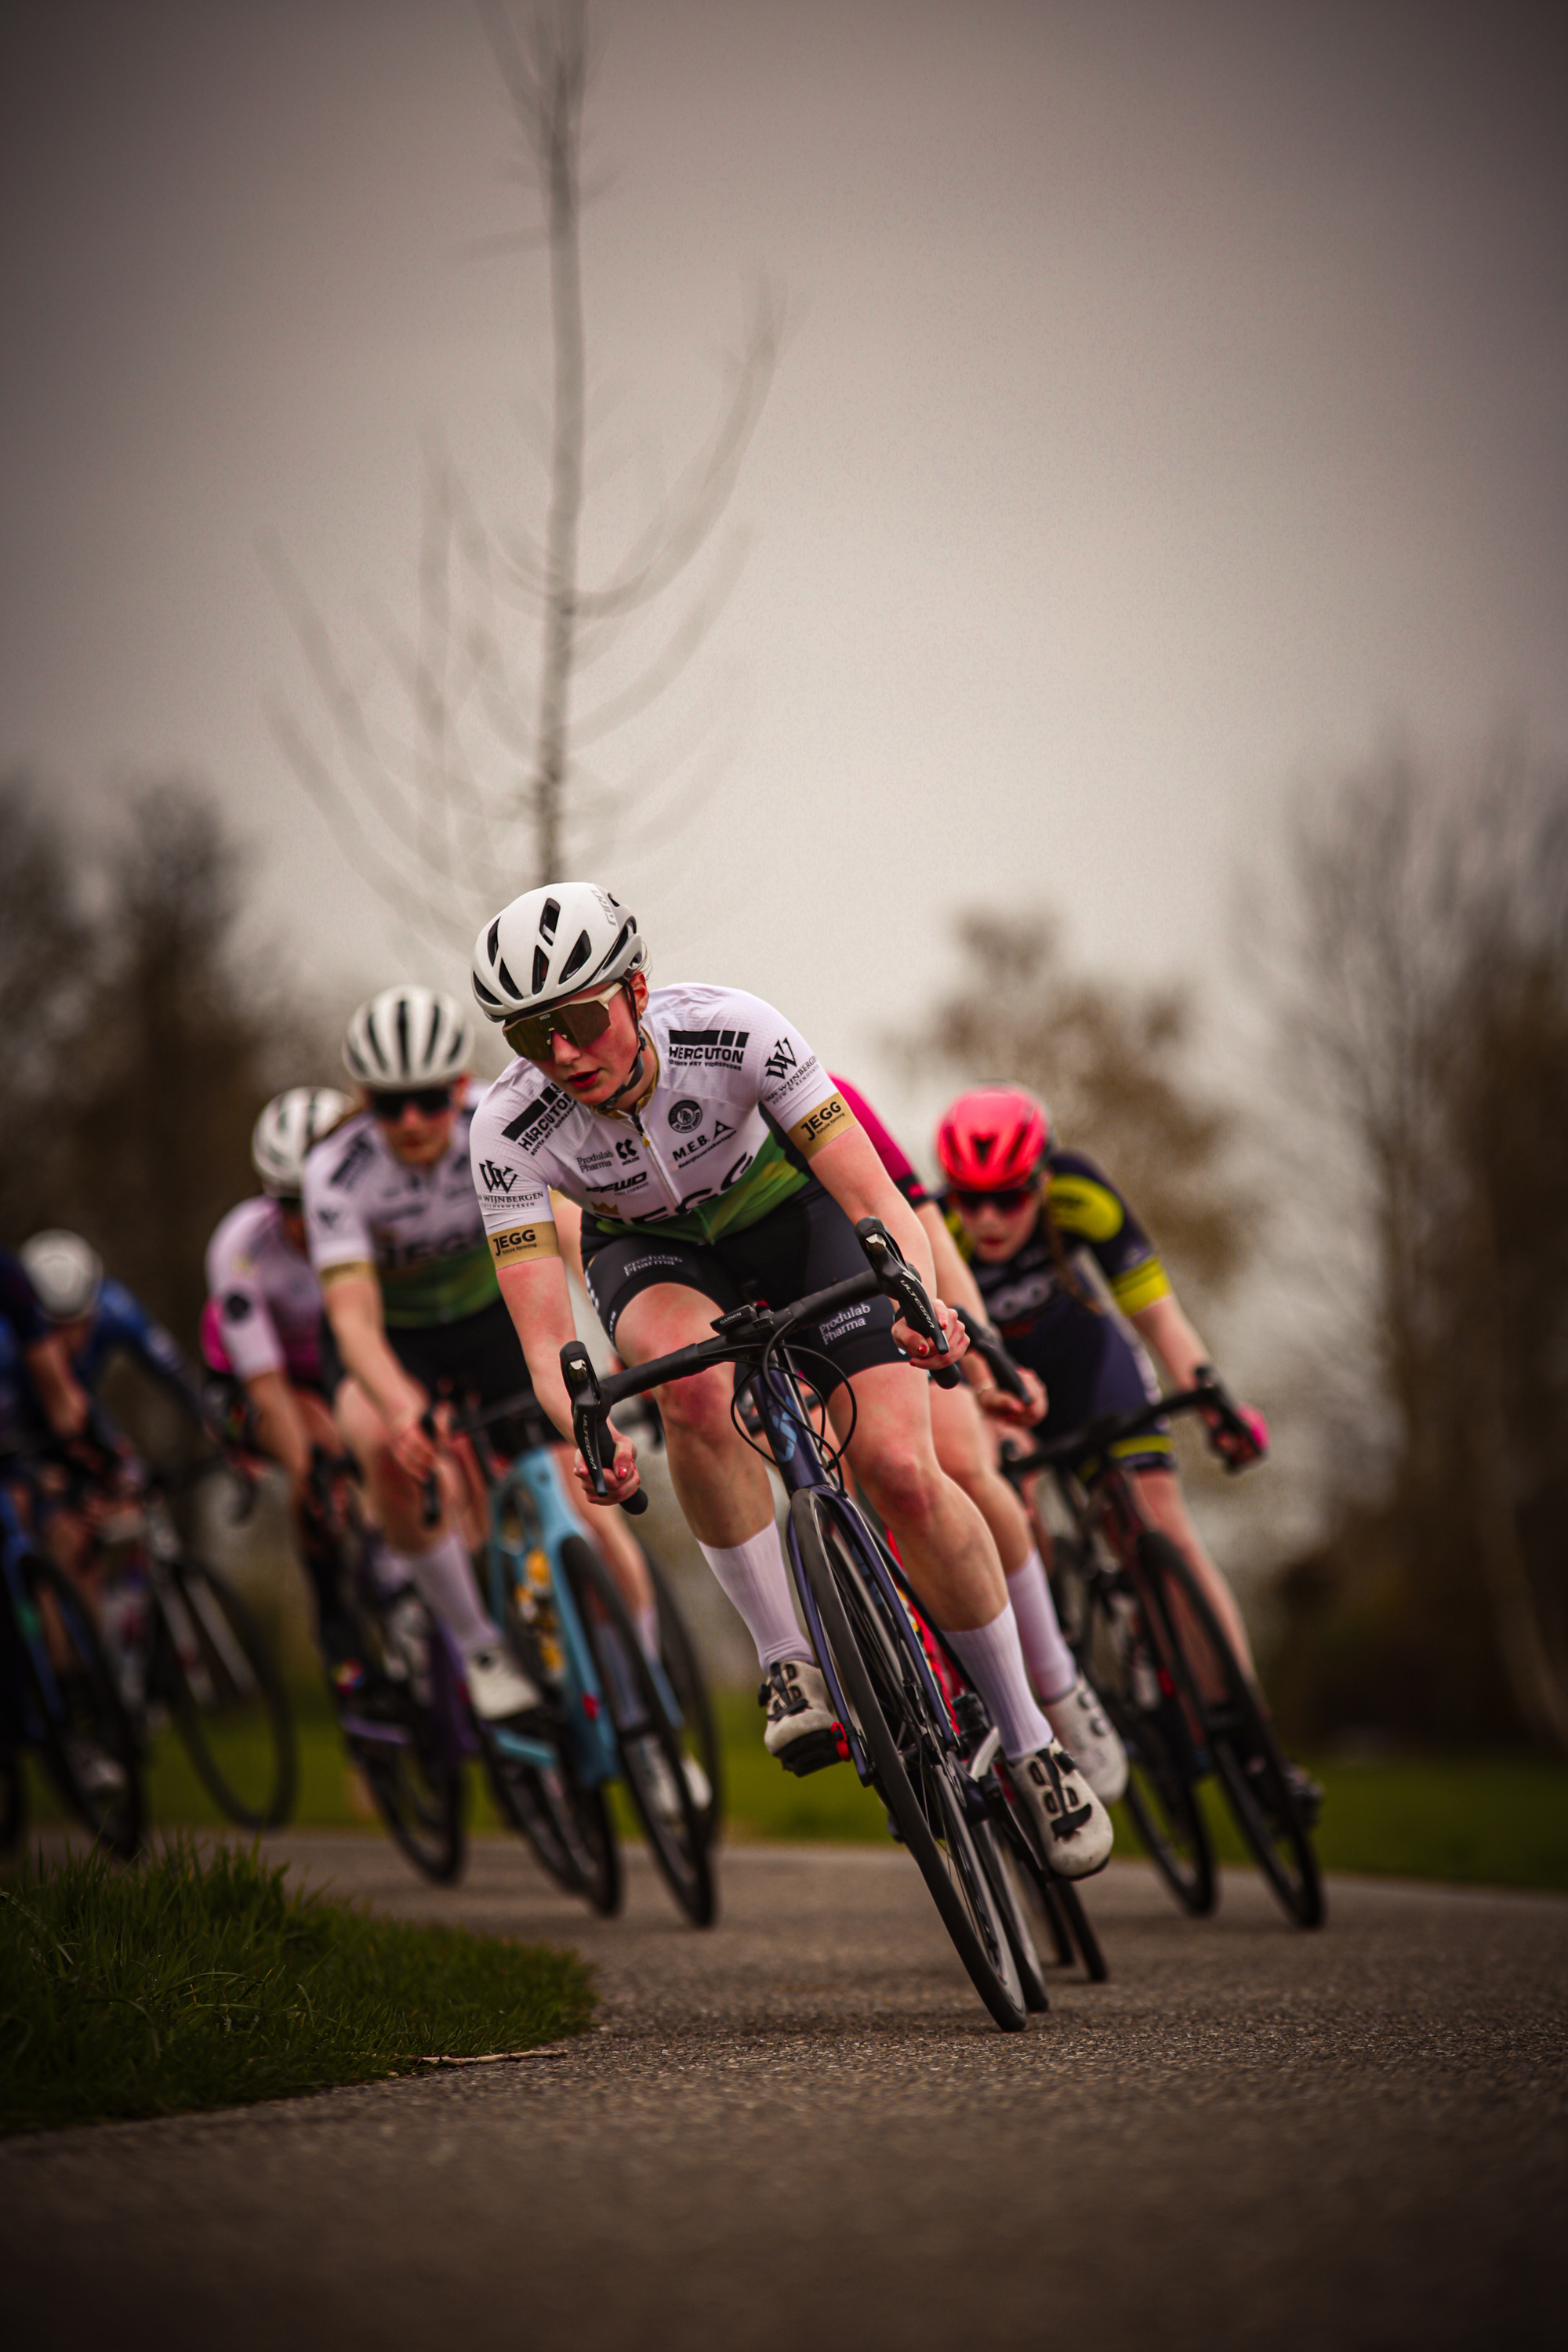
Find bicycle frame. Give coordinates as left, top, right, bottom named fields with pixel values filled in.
left=560, top=1238, right=963, bottom=1797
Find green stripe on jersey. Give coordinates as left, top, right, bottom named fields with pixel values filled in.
left=379, top=1243, right=500, bottom=1327
left=588, top=1131, right=811, bottom=1248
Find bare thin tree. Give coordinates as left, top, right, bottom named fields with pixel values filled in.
left=265, top=0, right=780, bottom=960
left=1272, top=750, right=1568, bottom=1751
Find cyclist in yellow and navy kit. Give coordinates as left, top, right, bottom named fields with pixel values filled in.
left=937, top=1086, right=1271, bottom=1699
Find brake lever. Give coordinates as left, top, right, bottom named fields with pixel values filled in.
left=855, top=1216, right=962, bottom=1389
left=416, top=1411, right=442, bottom=1530
left=953, top=1307, right=1028, bottom=1403
left=561, top=1341, right=648, bottom=1515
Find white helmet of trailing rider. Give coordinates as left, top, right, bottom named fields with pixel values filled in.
left=21, top=1229, right=105, bottom=1323
left=470, top=883, right=647, bottom=1025
left=342, top=986, right=471, bottom=1091
left=251, top=1087, right=350, bottom=1196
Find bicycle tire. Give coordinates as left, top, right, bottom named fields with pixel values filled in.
left=790, top=1489, right=1028, bottom=2032
left=645, top=1552, right=723, bottom=1846
left=1137, top=1533, right=1325, bottom=1929
left=983, top=1820, right=1052, bottom=2011
left=485, top=1740, right=622, bottom=1916
left=156, top=1559, right=298, bottom=1828
left=348, top=1594, right=467, bottom=1885
left=560, top=1537, right=716, bottom=1928
left=1080, top=1577, right=1216, bottom=1916
left=26, top=1558, right=143, bottom=1858
left=999, top=1809, right=1111, bottom=1983
left=0, top=1740, right=22, bottom=1853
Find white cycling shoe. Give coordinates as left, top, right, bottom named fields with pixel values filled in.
left=760, top=1660, right=844, bottom=1776
left=641, top=1746, right=714, bottom=1824
left=1007, top=1741, right=1114, bottom=1879
left=1044, top=1675, right=1128, bottom=1805
left=466, top=1643, right=543, bottom=1724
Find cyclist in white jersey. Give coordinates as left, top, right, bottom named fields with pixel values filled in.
left=302, top=988, right=542, bottom=1727
left=467, top=884, right=1112, bottom=1878
left=203, top=1088, right=354, bottom=1660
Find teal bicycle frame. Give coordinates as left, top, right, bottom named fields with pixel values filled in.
left=478, top=1434, right=686, bottom=1786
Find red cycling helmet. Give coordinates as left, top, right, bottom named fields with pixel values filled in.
left=935, top=1085, right=1052, bottom=1192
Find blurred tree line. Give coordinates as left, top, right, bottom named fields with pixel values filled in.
left=1269, top=756, right=1568, bottom=1755
left=895, top=913, right=1255, bottom=1316
left=0, top=775, right=329, bottom=1356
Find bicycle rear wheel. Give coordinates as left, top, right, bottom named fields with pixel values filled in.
left=1002, top=1820, right=1110, bottom=1983
left=561, top=1537, right=715, bottom=1928
left=156, top=1559, right=298, bottom=1828
left=26, top=1559, right=143, bottom=1858
left=1081, top=1578, right=1215, bottom=1916
left=790, top=1490, right=1028, bottom=2032
left=485, top=1740, right=622, bottom=1916
left=349, top=1596, right=467, bottom=1885
left=646, top=1552, right=722, bottom=1846
left=1138, top=1533, right=1324, bottom=1929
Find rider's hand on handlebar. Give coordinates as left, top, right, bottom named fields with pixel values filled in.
left=572, top=1421, right=641, bottom=1508
left=1203, top=1399, right=1269, bottom=1468
left=891, top=1297, right=967, bottom=1372
left=973, top=1363, right=1047, bottom=1427
left=387, top=1399, right=438, bottom=1482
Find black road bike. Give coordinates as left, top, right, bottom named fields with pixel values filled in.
left=1002, top=1382, right=1324, bottom=1929
left=562, top=1218, right=1058, bottom=2032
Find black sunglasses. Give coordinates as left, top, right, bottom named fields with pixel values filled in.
left=369, top=1085, right=454, bottom=1121
left=952, top=1185, right=1036, bottom=1214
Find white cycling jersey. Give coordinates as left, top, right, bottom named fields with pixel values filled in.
left=468, top=985, right=851, bottom=1261
left=202, top=1196, right=325, bottom=1385
left=302, top=1087, right=499, bottom=1327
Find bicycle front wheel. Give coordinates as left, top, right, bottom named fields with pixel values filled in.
left=26, top=1558, right=143, bottom=1858
left=156, top=1559, right=298, bottom=1828
left=646, top=1552, right=723, bottom=1846
left=1080, top=1578, right=1215, bottom=1916
left=561, top=1537, right=715, bottom=1928
left=1138, top=1533, right=1324, bottom=1929
left=790, top=1490, right=1029, bottom=2033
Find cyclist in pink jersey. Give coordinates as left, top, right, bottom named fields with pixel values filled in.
left=831, top=1074, right=1127, bottom=1800
left=202, top=1087, right=357, bottom=1661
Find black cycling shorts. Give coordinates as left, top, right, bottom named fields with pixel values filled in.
left=1021, top=1305, right=1172, bottom=1478
left=580, top=1181, right=904, bottom=1398
left=319, top=1295, right=550, bottom=1430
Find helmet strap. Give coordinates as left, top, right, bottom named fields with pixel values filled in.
left=595, top=982, right=657, bottom=1115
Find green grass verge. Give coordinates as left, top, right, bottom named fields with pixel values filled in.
left=23, top=1683, right=1568, bottom=1893
left=0, top=1839, right=596, bottom=2136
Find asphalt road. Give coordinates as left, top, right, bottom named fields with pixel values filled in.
left=3, top=1834, right=1564, bottom=2352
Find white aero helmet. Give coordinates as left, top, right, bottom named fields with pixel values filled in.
left=252, top=1087, right=351, bottom=1196
left=21, top=1229, right=104, bottom=1323
left=343, top=986, right=471, bottom=1091
left=471, top=883, right=647, bottom=1024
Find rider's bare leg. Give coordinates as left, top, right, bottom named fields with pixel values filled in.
left=613, top=1283, right=804, bottom=1667
left=832, top=1361, right=1052, bottom=1760
left=334, top=1377, right=494, bottom=1654
left=926, top=1378, right=1077, bottom=1700
left=1133, top=1465, right=1257, bottom=1681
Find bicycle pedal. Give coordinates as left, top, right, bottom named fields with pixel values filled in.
left=778, top=1722, right=850, bottom=1777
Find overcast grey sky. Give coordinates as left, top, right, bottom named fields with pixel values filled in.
left=4, top=0, right=1565, bottom=1131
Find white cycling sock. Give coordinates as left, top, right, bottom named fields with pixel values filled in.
left=698, top=1523, right=812, bottom=1672
left=944, top=1606, right=1054, bottom=1761
left=635, top=1600, right=660, bottom=1663
left=1007, top=1550, right=1078, bottom=1703
left=390, top=1530, right=495, bottom=1659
